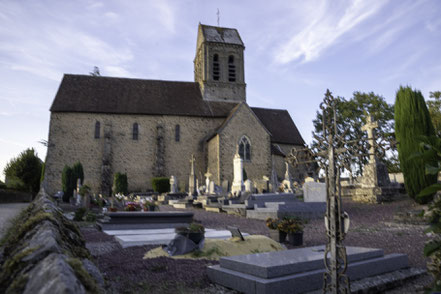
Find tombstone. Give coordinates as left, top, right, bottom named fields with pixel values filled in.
left=169, top=175, right=178, bottom=193
left=244, top=179, right=253, bottom=192
left=231, top=151, right=244, bottom=195
left=205, top=171, right=212, bottom=190
left=208, top=180, right=216, bottom=195
left=221, top=180, right=230, bottom=194
left=261, top=176, right=270, bottom=193
left=188, top=154, right=197, bottom=196
left=270, top=166, right=278, bottom=193
left=303, top=181, right=326, bottom=202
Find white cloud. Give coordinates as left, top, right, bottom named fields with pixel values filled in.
left=275, top=0, right=387, bottom=64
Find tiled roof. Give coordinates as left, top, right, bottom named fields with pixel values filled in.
left=51, top=74, right=305, bottom=145
left=200, top=24, right=243, bottom=46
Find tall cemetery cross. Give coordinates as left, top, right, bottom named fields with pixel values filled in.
left=361, top=114, right=378, bottom=163
left=287, top=90, right=351, bottom=293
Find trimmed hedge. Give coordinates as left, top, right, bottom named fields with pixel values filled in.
left=152, top=177, right=170, bottom=193
left=113, top=173, right=128, bottom=195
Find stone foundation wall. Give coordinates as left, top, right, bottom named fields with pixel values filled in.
left=0, top=189, right=103, bottom=293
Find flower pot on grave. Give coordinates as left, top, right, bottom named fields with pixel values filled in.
left=287, top=232, right=303, bottom=246
left=187, top=232, right=204, bottom=244
left=269, top=230, right=287, bottom=243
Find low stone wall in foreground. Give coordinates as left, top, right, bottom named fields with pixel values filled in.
left=0, top=189, right=104, bottom=293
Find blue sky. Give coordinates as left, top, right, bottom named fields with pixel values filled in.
left=1, top=0, right=441, bottom=180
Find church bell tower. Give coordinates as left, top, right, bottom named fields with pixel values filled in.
left=194, top=24, right=246, bottom=102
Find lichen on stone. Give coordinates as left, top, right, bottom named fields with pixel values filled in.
left=67, top=258, right=101, bottom=294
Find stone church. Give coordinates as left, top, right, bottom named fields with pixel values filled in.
left=44, top=24, right=306, bottom=195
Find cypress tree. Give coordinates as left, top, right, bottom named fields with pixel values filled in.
left=72, top=161, right=84, bottom=185
left=62, top=165, right=74, bottom=202
left=395, top=86, right=437, bottom=203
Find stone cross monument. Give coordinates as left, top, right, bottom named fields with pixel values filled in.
left=188, top=154, right=197, bottom=196
left=231, top=150, right=244, bottom=195
left=361, top=115, right=378, bottom=164
left=355, top=114, right=394, bottom=203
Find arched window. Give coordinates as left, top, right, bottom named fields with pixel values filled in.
left=175, top=124, right=180, bottom=142
left=213, top=54, right=220, bottom=81
left=94, top=121, right=100, bottom=139
left=238, top=136, right=251, bottom=161
left=228, top=55, right=236, bottom=82
left=132, top=123, right=139, bottom=140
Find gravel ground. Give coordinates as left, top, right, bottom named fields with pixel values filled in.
left=82, top=197, right=435, bottom=293
left=0, top=202, right=29, bottom=239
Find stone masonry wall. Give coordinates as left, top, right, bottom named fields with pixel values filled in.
left=218, top=104, right=272, bottom=185
left=207, top=135, right=220, bottom=184
left=45, top=112, right=224, bottom=195
left=0, top=189, right=103, bottom=293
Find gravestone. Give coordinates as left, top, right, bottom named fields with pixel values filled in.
left=208, top=180, right=216, bottom=195
left=244, top=179, right=253, bottom=192
left=222, top=180, right=230, bottom=195
left=231, top=151, right=244, bottom=195
left=270, top=165, right=278, bottom=193
left=303, top=181, right=326, bottom=202
left=188, top=154, right=197, bottom=197
left=75, top=178, right=82, bottom=206
left=169, top=175, right=178, bottom=193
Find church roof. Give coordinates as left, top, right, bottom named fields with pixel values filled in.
left=251, top=107, right=305, bottom=145
left=50, top=74, right=235, bottom=117
left=51, top=74, right=304, bottom=145
left=200, top=24, right=243, bottom=46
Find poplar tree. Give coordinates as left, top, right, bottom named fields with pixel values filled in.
left=395, top=86, right=437, bottom=203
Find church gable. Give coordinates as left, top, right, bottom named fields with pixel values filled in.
left=214, top=103, right=271, bottom=184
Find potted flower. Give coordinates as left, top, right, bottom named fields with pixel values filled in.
left=124, top=202, right=142, bottom=211
left=266, top=218, right=286, bottom=243
left=175, top=222, right=205, bottom=244
left=277, top=217, right=304, bottom=246
left=143, top=200, right=157, bottom=212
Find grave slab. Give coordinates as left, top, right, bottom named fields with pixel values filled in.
left=208, top=245, right=409, bottom=294
left=114, top=229, right=249, bottom=248
left=97, top=211, right=193, bottom=230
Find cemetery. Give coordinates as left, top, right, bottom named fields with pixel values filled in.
left=1, top=7, right=441, bottom=294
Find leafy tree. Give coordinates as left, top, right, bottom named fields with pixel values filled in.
left=3, top=148, right=43, bottom=194
left=395, top=86, right=437, bottom=203
left=62, top=165, right=75, bottom=202
left=0, top=180, right=6, bottom=189
left=312, top=90, right=395, bottom=176
left=113, top=173, right=128, bottom=195
left=427, top=91, right=441, bottom=136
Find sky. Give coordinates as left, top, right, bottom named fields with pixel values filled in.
left=1, top=0, right=441, bottom=181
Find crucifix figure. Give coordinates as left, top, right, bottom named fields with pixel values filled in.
left=361, top=114, right=378, bottom=163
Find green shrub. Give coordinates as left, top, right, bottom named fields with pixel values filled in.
left=395, top=86, right=437, bottom=203
left=84, top=212, right=96, bottom=222
left=0, top=180, right=6, bottom=189
left=79, top=185, right=91, bottom=197
left=74, top=207, right=87, bottom=221
left=3, top=148, right=43, bottom=194
left=62, top=165, right=74, bottom=202
left=152, top=177, right=170, bottom=193
left=113, top=172, right=128, bottom=195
